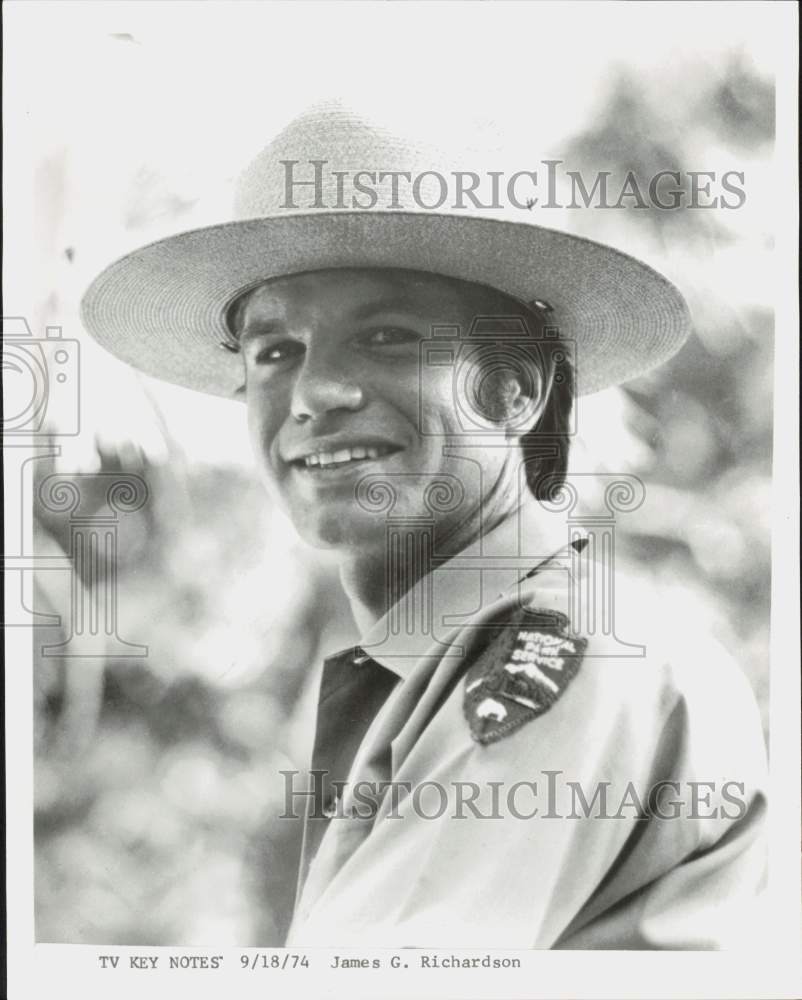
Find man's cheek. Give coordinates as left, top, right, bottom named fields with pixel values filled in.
left=246, top=408, right=281, bottom=476
left=419, top=406, right=462, bottom=440
left=413, top=369, right=450, bottom=428
left=417, top=379, right=461, bottom=435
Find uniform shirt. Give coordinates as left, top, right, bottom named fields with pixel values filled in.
left=287, top=501, right=767, bottom=949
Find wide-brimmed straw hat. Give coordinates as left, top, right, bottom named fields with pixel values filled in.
left=80, top=106, right=691, bottom=398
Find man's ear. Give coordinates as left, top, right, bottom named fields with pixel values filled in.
left=467, top=356, right=549, bottom=433
left=500, top=366, right=549, bottom=442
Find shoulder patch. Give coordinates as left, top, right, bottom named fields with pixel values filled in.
left=463, top=607, right=586, bottom=745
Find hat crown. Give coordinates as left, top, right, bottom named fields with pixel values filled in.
left=234, top=106, right=476, bottom=219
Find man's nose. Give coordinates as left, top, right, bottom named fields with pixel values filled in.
left=290, top=347, right=365, bottom=421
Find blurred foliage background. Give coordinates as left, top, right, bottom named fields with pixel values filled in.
left=12, top=4, right=774, bottom=946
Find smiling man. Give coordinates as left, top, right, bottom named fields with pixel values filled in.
left=81, top=106, right=767, bottom=949
left=229, top=268, right=564, bottom=627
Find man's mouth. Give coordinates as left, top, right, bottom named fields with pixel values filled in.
left=290, top=443, right=402, bottom=472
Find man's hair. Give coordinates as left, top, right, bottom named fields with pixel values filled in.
left=509, top=303, right=574, bottom=503
left=520, top=346, right=574, bottom=502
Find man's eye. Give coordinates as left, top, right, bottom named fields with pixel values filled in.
left=364, top=326, right=420, bottom=346
left=252, top=341, right=304, bottom=366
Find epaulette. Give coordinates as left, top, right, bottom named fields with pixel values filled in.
left=463, top=606, right=587, bottom=745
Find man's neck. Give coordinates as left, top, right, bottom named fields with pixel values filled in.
left=339, top=498, right=521, bottom=633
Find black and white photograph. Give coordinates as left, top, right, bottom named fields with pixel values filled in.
left=3, top=2, right=800, bottom=997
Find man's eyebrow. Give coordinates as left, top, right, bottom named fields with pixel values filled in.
left=238, top=319, right=284, bottom=344
left=238, top=297, right=435, bottom=340
left=350, top=297, right=435, bottom=321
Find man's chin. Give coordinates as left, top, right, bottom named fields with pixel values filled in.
left=293, top=511, right=386, bottom=553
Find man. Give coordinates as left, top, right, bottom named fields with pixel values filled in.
left=81, top=107, right=767, bottom=948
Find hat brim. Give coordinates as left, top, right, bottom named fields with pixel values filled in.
left=80, top=211, right=691, bottom=398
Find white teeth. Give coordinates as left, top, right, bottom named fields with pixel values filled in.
left=301, top=445, right=394, bottom=468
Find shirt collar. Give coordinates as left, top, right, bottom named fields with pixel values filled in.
left=354, top=498, right=582, bottom=680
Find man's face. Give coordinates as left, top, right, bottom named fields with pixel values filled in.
left=237, top=268, right=540, bottom=552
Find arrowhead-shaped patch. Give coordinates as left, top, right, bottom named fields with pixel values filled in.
left=463, top=607, right=586, bottom=744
